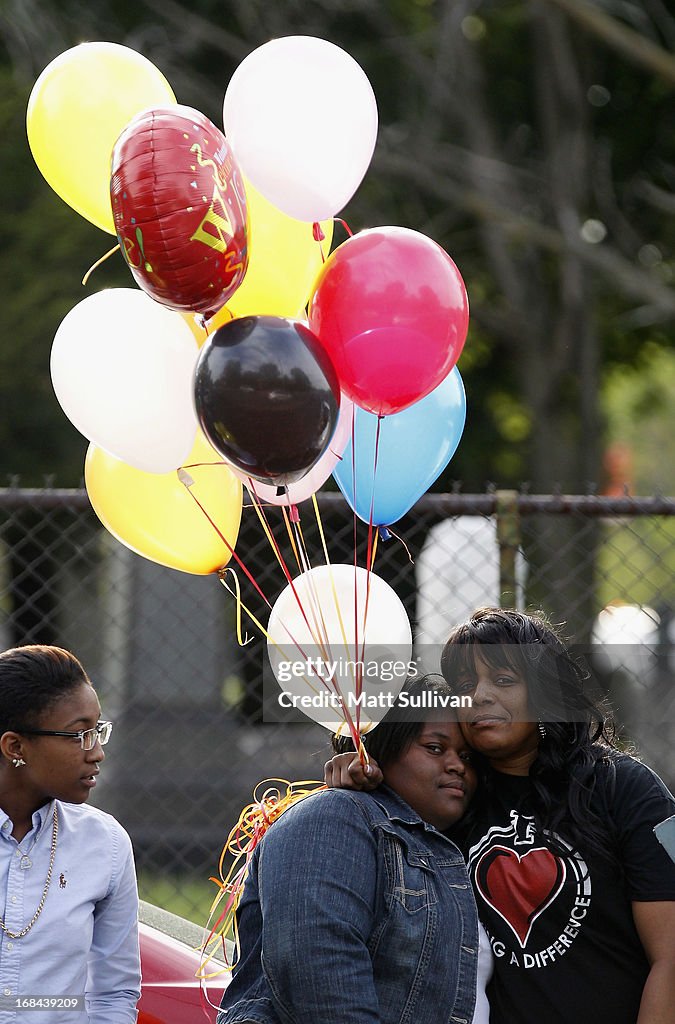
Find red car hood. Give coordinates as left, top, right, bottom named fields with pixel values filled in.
left=138, top=903, right=231, bottom=1024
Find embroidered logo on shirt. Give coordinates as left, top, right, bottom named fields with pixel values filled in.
left=59, top=872, right=67, bottom=889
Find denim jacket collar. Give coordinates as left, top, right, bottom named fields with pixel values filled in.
left=368, top=784, right=458, bottom=838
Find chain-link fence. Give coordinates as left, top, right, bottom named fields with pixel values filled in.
left=1, top=487, right=674, bottom=922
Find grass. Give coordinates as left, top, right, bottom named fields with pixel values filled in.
left=138, top=871, right=219, bottom=927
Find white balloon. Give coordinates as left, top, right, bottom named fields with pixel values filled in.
left=235, top=395, right=354, bottom=506
left=50, top=289, right=199, bottom=473
left=267, top=564, right=412, bottom=731
left=224, top=36, right=378, bottom=222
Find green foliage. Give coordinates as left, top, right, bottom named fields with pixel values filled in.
left=138, top=869, right=216, bottom=926
left=602, top=344, right=675, bottom=493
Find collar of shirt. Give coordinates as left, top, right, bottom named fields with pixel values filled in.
left=0, top=801, right=54, bottom=844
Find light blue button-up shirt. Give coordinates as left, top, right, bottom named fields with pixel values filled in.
left=0, top=800, right=140, bottom=1023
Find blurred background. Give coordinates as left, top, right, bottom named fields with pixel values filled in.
left=1, top=0, right=675, bottom=923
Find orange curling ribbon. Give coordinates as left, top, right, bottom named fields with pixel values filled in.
left=200, top=779, right=325, bottom=978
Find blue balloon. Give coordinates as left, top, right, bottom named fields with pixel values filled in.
left=333, top=367, right=466, bottom=526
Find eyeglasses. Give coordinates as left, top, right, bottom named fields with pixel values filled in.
left=19, top=720, right=113, bottom=751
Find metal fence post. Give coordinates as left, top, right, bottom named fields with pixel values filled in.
left=496, top=490, right=521, bottom=608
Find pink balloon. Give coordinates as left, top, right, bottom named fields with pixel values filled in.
left=308, top=226, right=469, bottom=415
left=232, top=395, right=354, bottom=506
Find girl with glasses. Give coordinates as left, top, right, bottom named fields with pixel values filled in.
left=0, top=644, right=140, bottom=1023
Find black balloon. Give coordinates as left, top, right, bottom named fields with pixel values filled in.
left=194, top=316, right=340, bottom=486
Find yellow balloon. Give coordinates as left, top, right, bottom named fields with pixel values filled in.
left=85, top=433, right=243, bottom=575
left=27, top=42, right=176, bottom=234
left=221, top=178, right=334, bottom=319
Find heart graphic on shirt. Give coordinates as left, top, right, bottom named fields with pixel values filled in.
left=475, top=845, right=566, bottom=947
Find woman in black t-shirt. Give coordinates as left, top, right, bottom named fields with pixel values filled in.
left=325, top=607, right=675, bottom=1024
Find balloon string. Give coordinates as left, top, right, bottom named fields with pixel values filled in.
left=348, top=412, right=363, bottom=734
left=200, top=779, right=326, bottom=978
left=219, top=562, right=362, bottom=748
left=293, top=519, right=358, bottom=722
left=178, top=469, right=271, bottom=609
left=246, top=485, right=326, bottom=653
left=248, top=482, right=296, bottom=582
left=311, top=493, right=331, bottom=567
left=217, top=572, right=313, bottom=668
left=365, top=416, right=383, bottom=572
left=312, top=222, right=326, bottom=263
left=370, top=529, right=380, bottom=571
left=281, top=506, right=303, bottom=575
left=282, top=507, right=362, bottom=741
left=383, top=528, right=414, bottom=563
left=356, top=416, right=384, bottom=729
left=219, top=568, right=253, bottom=646
left=243, top=487, right=344, bottom=683
left=273, top=505, right=363, bottom=749
left=359, top=414, right=384, bottom=709
left=211, top=505, right=358, bottom=736
left=310, top=493, right=365, bottom=757
left=81, top=244, right=121, bottom=286
left=289, top=515, right=335, bottom=664
left=292, top=515, right=313, bottom=576
left=187, top=486, right=362, bottom=751
left=311, top=495, right=354, bottom=651
left=334, top=218, right=354, bottom=238
left=232, top=489, right=356, bottom=736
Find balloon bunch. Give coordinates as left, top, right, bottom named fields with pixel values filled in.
left=28, top=34, right=469, bottom=740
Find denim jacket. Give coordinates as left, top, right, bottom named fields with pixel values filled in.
left=218, top=785, right=479, bottom=1024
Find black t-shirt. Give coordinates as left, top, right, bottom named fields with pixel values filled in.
left=458, top=755, right=675, bottom=1024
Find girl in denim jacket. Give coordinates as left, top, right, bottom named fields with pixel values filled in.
left=218, top=675, right=491, bottom=1024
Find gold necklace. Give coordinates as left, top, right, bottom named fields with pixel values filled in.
left=0, top=805, right=58, bottom=939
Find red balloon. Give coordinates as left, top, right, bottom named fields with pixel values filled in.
left=308, top=226, right=469, bottom=415
left=110, top=105, right=248, bottom=318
